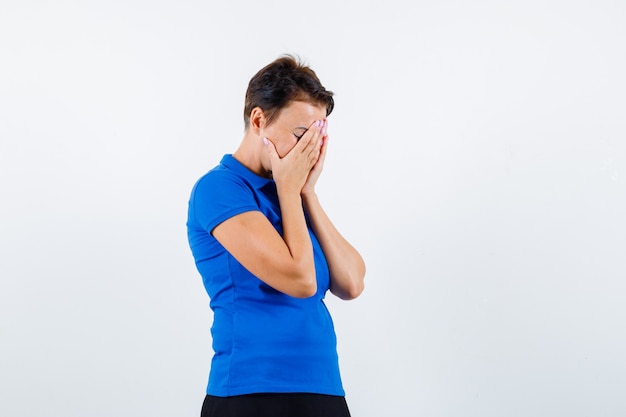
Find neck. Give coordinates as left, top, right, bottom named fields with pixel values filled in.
left=232, top=131, right=271, bottom=178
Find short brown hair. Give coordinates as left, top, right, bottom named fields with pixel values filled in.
left=243, top=55, right=334, bottom=129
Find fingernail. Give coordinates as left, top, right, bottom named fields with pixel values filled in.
left=321, top=123, right=327, bottom=136
left=263, top=137, right=269, bottom=145
left=316, top=120, right=322, bottom=128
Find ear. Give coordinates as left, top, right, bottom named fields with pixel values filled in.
left=249, top=107, right=267, bottom=135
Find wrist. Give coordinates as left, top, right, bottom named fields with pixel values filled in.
left=277, top=183, right=304, bottom=202
left=301, top=190, right=319, bottom=210
left=301, top=188, right=317, bottom=200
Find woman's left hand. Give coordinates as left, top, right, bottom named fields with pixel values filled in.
left=301, top=120, right=328, bottom=196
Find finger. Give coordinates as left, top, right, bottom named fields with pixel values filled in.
left=305, top=137, right=323, bottom=169
left=302, top=120, right=323, bottom=157
left=299, top=120, right=322, bottom=148
left=319, top=135, right=329, bottom=163
left=263, top=137, right=280, bottom=165
left=310, top=136, right=327, bottom=172
left=321, top=119, right=328, bottom=137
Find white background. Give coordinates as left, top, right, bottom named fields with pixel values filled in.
left=1, top=1, right=625, bottom=416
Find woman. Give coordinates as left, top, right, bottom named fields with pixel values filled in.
left=187, top=55, right=366, bottom=417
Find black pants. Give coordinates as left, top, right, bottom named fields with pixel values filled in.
left=201, top=393, right=351, bottom=417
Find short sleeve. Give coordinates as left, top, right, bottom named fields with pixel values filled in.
left=189, top=169, right=260, bottom=234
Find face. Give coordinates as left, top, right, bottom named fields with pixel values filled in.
left=261, top=100, right=327, bottom=158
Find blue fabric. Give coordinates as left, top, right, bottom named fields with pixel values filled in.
left=187, top=154, right=344, bottom=397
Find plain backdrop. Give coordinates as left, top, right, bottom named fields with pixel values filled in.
left=1, top=1, right=625, bottom=416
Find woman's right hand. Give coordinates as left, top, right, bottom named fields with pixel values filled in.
left=263, top=120, right=325, bottom=194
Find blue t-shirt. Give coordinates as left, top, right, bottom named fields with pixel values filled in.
left=187, top=154, right=344, bottom=397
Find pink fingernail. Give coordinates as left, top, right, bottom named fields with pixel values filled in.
left=263, top=137, right=269, bottom=145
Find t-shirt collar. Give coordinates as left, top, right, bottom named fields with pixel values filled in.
left=221, top=154, right=273, bottom=189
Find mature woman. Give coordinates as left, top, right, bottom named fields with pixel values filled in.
left=187, top=55, right=366, bottom=417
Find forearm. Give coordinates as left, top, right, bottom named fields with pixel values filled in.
left=277, top=187, right=316, bottom=282
left=302, top=191, right=365, bottom=300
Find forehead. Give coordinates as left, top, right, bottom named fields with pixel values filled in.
left=277, top=100, right=326, bottom=125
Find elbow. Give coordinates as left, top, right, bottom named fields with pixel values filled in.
left=344, top=261, right=366, bottom=300
left=351, top=280, right=365, bottom=299
left=333, top=263, right=366, bottom=300
left=341, top=281, right=365, bottom=300
left=287, top=263, right=317, bottom=298
left=333, top=274, right=365, bottom=300
left=290, top=274, right=317, bottom=298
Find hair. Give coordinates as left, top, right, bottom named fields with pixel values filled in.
left=243, top=55, right=334, bottom=129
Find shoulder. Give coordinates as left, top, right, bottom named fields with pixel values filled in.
left=191, top=165, right=253, bottom=200
left=188, top=163, right=262, bottom=232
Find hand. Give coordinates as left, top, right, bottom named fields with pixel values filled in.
left=301, top=119, right=328, bottom=196
left=264, top=120, right=324, bottom=194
